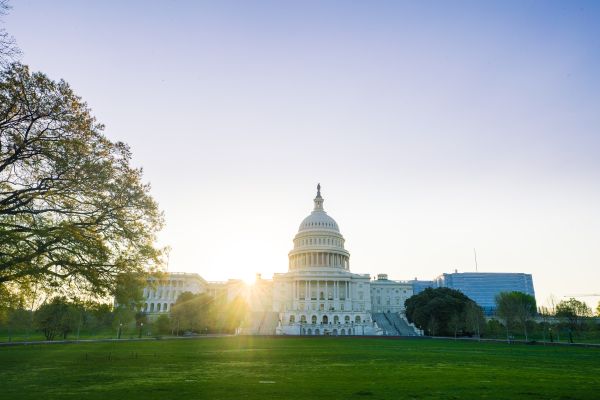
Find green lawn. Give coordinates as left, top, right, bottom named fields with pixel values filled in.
left=1, top=337, right=599, bottom=399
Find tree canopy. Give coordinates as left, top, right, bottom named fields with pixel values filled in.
left=495, top=291, right=537, bottom=341
left=404, top=287, right=483, bottom=337
left=0, top=63, right=164, bottom=299
left=0, top=1, right=20, bottom=66
left=170, top=292, right=214, bottom=333
left=555, top=298, right=592, bottom=331
left=34, top=296, right=79, bottom=340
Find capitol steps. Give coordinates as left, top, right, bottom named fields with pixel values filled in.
left=385, top=312, right=421, bottom=336
left=372, top=313, right=422, bottom=336
left=372, top=313, right=399, bottom=336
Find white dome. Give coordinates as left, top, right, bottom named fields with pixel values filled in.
left=297, top=183, right=340, bottom=233
left=298, top=211, right=339, bottom=232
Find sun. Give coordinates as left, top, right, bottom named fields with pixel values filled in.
left=240, top=272, right=257, bottom=286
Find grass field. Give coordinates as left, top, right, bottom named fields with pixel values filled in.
left=1, top=337, right=599, bottom=399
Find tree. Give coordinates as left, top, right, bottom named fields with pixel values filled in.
left=464, top=301, right=484, bottom=339
left=405, top=287, right=479, bottom=337
left=448, top=312, right=462, bottom=339
left=34, top=297, right=79, bottom=340
left=538, top=305, right=553, bottom=343
left=0, top=1, right=20, bottom=66
left=556, top=298, right=592, bottom=332
left=495, top=291, right=536, bottom=341
left=170, top=292, right=213, bottom=334
left=114, top=273, right=148, bottom=311
left=0, top=64, right=164, bottom=298
left=596, top=301, right=600, bottom=317
left=154, top=314, right=171, bottom=335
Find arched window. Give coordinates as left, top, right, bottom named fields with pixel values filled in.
left=289, top=315, right=295, bottom=324
left=333, top=315, right=339, bottom=324
left=315, top=329, right=320, bottom=335
left=157, top=303, right=161, bottom=312
left=322, top=315, right=328, bottom=324
left=345, top=315, right=350, bottom=323
left=340, top=329, right=346, bottom=335
left=300, top=315, right=306, bottom=323
left=164, top=303, right=168, bottom=311
left=307, top=329, right=312, bottom=335
left=311, top=315, right=317, bottom=324
left=355, top=316, right=361, bottom=323
left=144, top=303, right=148, bottom=312
left=333, top=329, right=338, bottom=336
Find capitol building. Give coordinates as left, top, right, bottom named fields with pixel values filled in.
left=244, top=185, right=421, bottom=336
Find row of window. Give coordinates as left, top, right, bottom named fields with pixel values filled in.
left=373, top=288, right=409, bottom=294
left=295, top=302, right=366, bottom=312
left=303, top=221, right=337, bottom=229
left=301, top=328, right=353, bottom=335
left=145, top=289, right=181, bottom=300
left=296, top=237, right=342, bottom=247
left=148, top=280, right=187, bottom=288
left=143, top=302, right=174, bottom=312
left=290, top=315, right=365, bottom=324
left=374, top=297, right=404, bottom=305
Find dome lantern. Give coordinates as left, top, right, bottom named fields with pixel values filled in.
left=314, top=183, right=324, bottom=211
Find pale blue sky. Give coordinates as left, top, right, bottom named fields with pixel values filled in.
left=7, top=1, right=600, bottom=306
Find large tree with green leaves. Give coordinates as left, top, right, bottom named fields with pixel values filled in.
left=495, top=291, right=537, bottom=341
left=34, top=296, right=79, bottom=340
left=170, top=292, right=214, bottom=334
left=405, top=287, right=482, bottom=337
left=555, top=298, right=592, bottom=332
left=0, top=63, right=164, bottom=300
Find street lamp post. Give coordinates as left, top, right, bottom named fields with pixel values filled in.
left=117, top=323, right=122, bottom=339
left=139, top=322, right=144, bottom=339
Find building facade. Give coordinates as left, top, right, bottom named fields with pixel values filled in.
left=141, top=273, right=245, bottom=317
left=142, top=272, right=207, bottom=314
